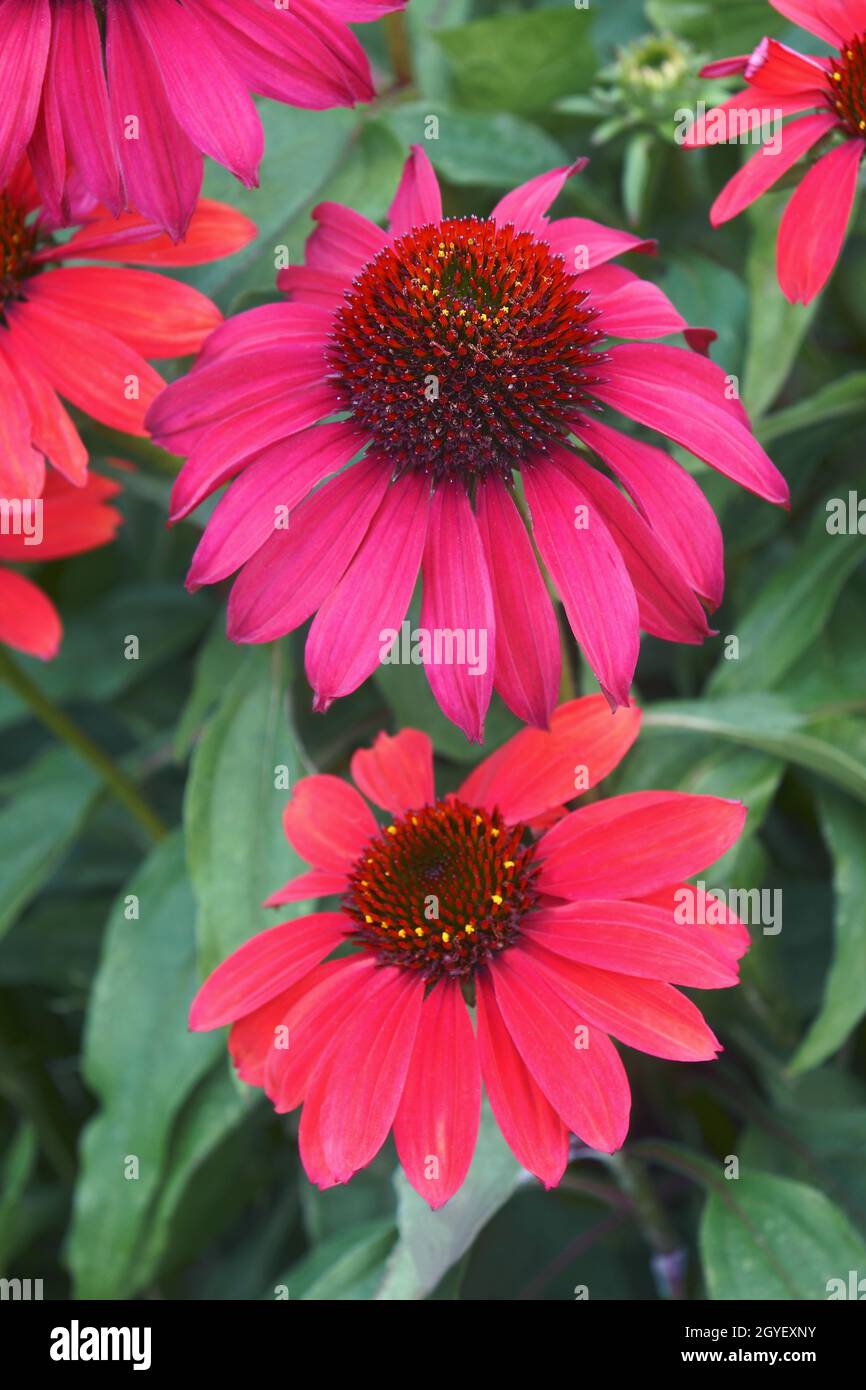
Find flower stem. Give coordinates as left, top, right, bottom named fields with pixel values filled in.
left=0, top=646, right=168, bottom=844
left=384, top=11, right=413, bottom=87
left=605, top=1150, right=687, bottom=1299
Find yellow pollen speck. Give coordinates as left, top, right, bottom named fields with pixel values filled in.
left=490, top=828, right=500, bottom=838
left=415, top=927, right=424, bottom=937
left=411, top=816, right=418, bottom=825
left=504, top=860, right=515, bottom=869
left=387, top=825, right=397, bottom=834
left=861, top=120, right=866, bottom=130
left=442, top=932, right=450, bottom=944
left=465, top=924, right=475, bottom=934
left=398, top=929, right=407, bottom=938
left=834, top=71, right=842, bottom=80
left=380, top=921, right=389, bottom=929
left=432, top=287, right=440, bottom=295
left=848, top=49, right=855, bottom=58
left=364, top=915, right=373, bottom=924
left=361, top=880, right=368, bottom=887
left=491, top=894, right=503, bottom=906
left=475, top=815, right=483, bottom=825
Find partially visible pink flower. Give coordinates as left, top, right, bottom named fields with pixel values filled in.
left=150, top=147, right=788, bottom=741
left=0, top=0, right=402, bottom=239
left=189, top=701, right=750, bottom=1208
left=685, top=0, right=866, bottom=302
left=0, top=158, right=254, bottom=493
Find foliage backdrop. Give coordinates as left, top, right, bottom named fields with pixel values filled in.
left=1, top=0, right=865, bottom=1301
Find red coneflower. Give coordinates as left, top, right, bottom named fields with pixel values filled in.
left=150, top=147, right=788, bottom=741
left=189, top=699, right=749, bottom=1207
left=685, top=0, right=866, bottom=302
left=0, top=157, right=254, bottom=496
left=0, top=467, right=122, bottom=659
left=0, top=0, right=402, bottom=238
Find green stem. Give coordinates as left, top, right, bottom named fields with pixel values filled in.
left=384, top=10, right=413, bottom=87
left=80, top=422, right=181, bottom=475
left=605, top=1151, right=687, bottom=1299
left=0, top=988, right=77, bottom=1184
left=0, top=647, right=168, bottom=844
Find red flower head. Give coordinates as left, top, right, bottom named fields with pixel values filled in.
left=684, top=0, right=866, bottom=302
left=0, top=0, right=404, bottom=238
left=0, top=158, right=254, bottom=496
left=0, top=467, right=123, bottom=659
left=151, top=148, right=788, bottom=741
left=189, top=698, right=749, bottom=1208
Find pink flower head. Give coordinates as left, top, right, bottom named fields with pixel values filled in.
left=0, top=467, right=123, bottom=659
left=189, top=699, right=749, bottom=1208
left=0, top=158, right=254, bottom=495
left=0, top=0, right=402, bottom=239
left=685, top=0, right=866, bottom=302
left=150, top=148, right=789, bottom=741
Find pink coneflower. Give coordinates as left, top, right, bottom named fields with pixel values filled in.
left=685, top=0, right=866, bottom=302
left=0, top=0, right=402, bottom=239
left=189, top=699, right=749, bottom=1207
left=0, top=157, right=254, bottom=495
left=0, top=468, right=122, bottom=659
left=149, top=147, right=788, bottom=741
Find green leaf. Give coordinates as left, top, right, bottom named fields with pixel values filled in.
left=622, top=132, right=654, bottom=227
left=436, top=8, right=597, bottom=116
left=742, top=189, right=821, bottom=419
left=789, top=790, right=866, bottom=1073
left=272, top=1219, right=397, bottom=1301
left=375, top=1103, right=521, bottom=1300
left=174, top=621, right=247, bottom=759
left=646, top=0, right=788, bottom=53
left=757, top=372, right=866, bottom=446
left=708, top=526, right=864, bottom=695
left=67, top=835, right=222, bottom=1298
left=701, top=1171, right=866, bottom=1300
left=0, top=749, right=99, bottom=941
left=185, top=644, right=307, bottom=971
left=380, top=103, right=567, bottom=188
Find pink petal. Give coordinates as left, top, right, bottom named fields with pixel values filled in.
left=33, top=268, right=221, bottom=360
left=306, top=200, right=388, bottom=277
left=523, top=900, right=740, bottom=988
left=768, top=0, right=851, bottom=45
left=537, top=791, right=747, bottom=900
left=40, top=201, right=256, bottom=267
left=282, top=774, right=378, bottom=873
left=0, top=0, right=50, bottom=187
left=319, top=967, right=425, bottom=1181
left=525, top=941, right=722, bottom=1062
left=350, top=730, right=435, bottom=817
left=459, top=694, right=641, bottom=823
left=264, top=956, right=376, bottom=1112
left=228, top=958, right=351, bottom=1088
left=746, top=37, right=831, bottom=95
left=394, top=981, right=481, bottom=1208
left=187, top=420, right=367, bottom=589
left=197, top=302, right=332, bottom=365
left=50, top=0, right=122, bottom=214
left=188, top=912, right=349, bottom=1030
left=419, top=483, right=495, bottom=744
left=592, top=343, right=790, bottom=505
left=553, top=450, right=713, bottom=645
left=580, top=263, right=692, bottom=341
left=388, top=144, right=443, bottom=236
left=227, top=455, right=389, bottom=644
left=711, top=112, right=838, bottom=225
left=306, top=469, right=430, bottom=708
left=0, top=347, right=45, bottom=496
left=522, top=452, right=639, bottom=708
left=130, top=0, right=263, bottom=189
left=475, top=476, right=560, bottom=730
left=492, top=159, right=587, bottom=234
left=0, top=568, right=60, bottom=660
left=640, top=883, right=751, bottom=962
left=545, top=216, right=656, bottom=270
left=475, top=970, right=569, bottom=1187
left=778, top=138, right=864, bottom=304
left=576, top=418, right=724, bottom=609
left=490, top=951, right=631, bottom=1152
left=682, top=88, right=820, bottom=147
left=263, top=867, right=347, bottom=908
left=0, top=339, right=85, bottom=486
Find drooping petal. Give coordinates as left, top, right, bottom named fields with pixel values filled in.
left=263, top=867, right=347, bottom=908
left=0, top=568, right=60, bottom=659
left=711, top=112, right=837, bottom=225
left=281, top=774, right=378, bottom=873
left=492, top=159, right=587, bottom=234
left=458, top=694, right=641, bottom=823
left=544, top=216, right=656, bottom=270
left=49, top=0, right=122, bottom=215
left=31, top=268, right=222, bottom=359
left=777, top=138, right=864, bottom=304
left=475, top=475, right=560, bottom=730
left=42, top=201, right=256, bottom=267
left=394, top=980, right=481, bottom=1208
left=745, top=37, right=831, bottom=95
left=768, top=0, right=851, bottom=46
left=306, top=469, right=430, bottom=708
left=681, top=88, right=820, bottom=147
left=319, top=966, right=424, bottom=1181
left=591, top=343, right=790, bottom=505
left=523, top=901, right=740, bottom=988
left=227, top=455, right=389, bottom=644
left=188, top=912, right=349, bottom=1030
left=525, top=941, right=722, bottom=1062
left=640, top=883, right=750, bottom=961
left=350, top=730, right=435, bottom=817
left=475, top=970, right=569, bottom=1187
left=305, top=200, right=388, bottom=277
left=228, top=958, right=350, bottom=1088
left=523, top=453, right=639, bottom=708
left=0, top=347, right=45, bottom=496
left=536, top=791, right=747, bottom=900
left=490, top=950, right=631, bottom=1152
left=388, top=144, right=443, bottom=237
left=0, top=0, right=51, bottom=187
left=419, top=482, right=495, bottom=743
left=576, top=418, right=724, bottom=609
left=264, top=955, right=377, bottom=1111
